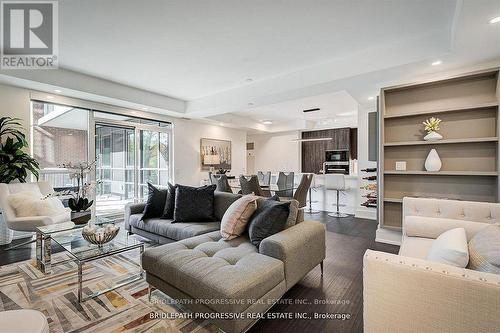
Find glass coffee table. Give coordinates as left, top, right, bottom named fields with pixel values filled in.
left=36, top=218, right=144, bottom=302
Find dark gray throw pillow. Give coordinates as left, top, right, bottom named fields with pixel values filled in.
left=161, top=182, right=176, bottom=219
left=247, top=199, right=290, bottom=247
left=173, top=184, right=217, bottom=222
left=142, top=183, right=167, bottom=220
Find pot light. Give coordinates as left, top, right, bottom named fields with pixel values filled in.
left=46, top=95, right=54, bottom=99
left=219, top=123, right=225, bottom=126
left=141, top=107, right=148, bottom=110
left=54, top=89, right=62, bottom=93
left=367, top=96, right=375, bottom=101
left=248, top=102, right=254, bottom=106
left=246, top=78, right=253, bottom=82
left=489, top=16, right=500, bottom=24
left=262, top=120, right=273, bottom=125
left=431, top=60, right=442, bottom=66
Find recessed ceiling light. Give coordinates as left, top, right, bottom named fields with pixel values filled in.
left=367, top=96, right=375, bottom=101
left=68, top=133, right=73, bottom=136
left=246, top=78, right=253, bottom=82
left=431, top=60, right=442, bottom=66
left=46, top=95, right=54, bottom=99
left=54, top=89, right=62, bottom=93
left=248, top=102, right=254, bottom=106
left=262, top=120, right=273, bottom=125
left=141, top=107, right=148, bottom=110
left=489, top=16, right=500, bottom=24
left=219, top=122, right=225, bottom=126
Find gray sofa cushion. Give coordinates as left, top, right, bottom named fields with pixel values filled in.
left=214, top=192, right=242, bottom=221
left=142, top=231, right=285, bottom=313
left=129, top=214, right=220, bottom=241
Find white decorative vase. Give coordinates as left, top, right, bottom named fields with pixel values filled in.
left=0, top=212, right=13, bottom=245
left=425, top=149, right=442, bottom=172
left=424, top=131, right=443, bottom=141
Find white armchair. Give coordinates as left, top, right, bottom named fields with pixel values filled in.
left=0, top=181, right=71, bottom=249
left=364, top=197, right=500, bottom=332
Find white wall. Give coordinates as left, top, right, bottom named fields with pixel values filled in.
left=0, top=84, right=31, bottom=132
left=246, top=131, right=301, bottom=173
left=173, top=119, right=247, bottom=186
left=355, top=105, right=377, bottom=220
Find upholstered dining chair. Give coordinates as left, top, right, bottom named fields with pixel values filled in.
left=239, top=175, right=267, bottom=196
left=0, top=181, right=71, bottom=250
left=211, top=174, right=233, bottom=193
left=257, top=171, right=271, bottom=186
left=293, top=174, right=314, bottom=208
left=276, top=172, right=294, bottom=198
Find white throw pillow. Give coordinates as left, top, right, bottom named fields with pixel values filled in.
left=7, top=191, right=41, bottom=217
left=426, top=227, right=469, bottom=268
left=35, top=197, right=66, bottom=217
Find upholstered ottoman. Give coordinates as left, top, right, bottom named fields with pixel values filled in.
left=142, top=230, right=287, bottom=333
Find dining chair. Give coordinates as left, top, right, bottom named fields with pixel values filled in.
left=293, top=174, right=314, bottom=208
left=211, top=174, right=233, bottom=193
left=239, top=175, right=267, bottom=196
left=276, top=172, right=294, bottom=198
left=257, top=171, right=271, bottom=186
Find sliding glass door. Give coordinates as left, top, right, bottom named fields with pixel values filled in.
left=95, top=124, right=136, bottom=216
left=94, top=114, right=172, bottom=216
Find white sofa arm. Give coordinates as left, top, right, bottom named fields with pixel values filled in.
left=363, top=250, right=500, bottom=333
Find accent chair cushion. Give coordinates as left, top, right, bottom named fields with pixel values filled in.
left=174, top=184, right=216, bottom=222
left=426, top=227, right=469, bottom=268
left=161, top=182, right=176, bottom=219
left=35, top=197, right=66, bottom=217
left=248, top=199, right=290, bottom=247
left=468, top=224, right=500, bottom=274
left=8, top=191, right=41, bottom=217
left=142, top=183, right=167, bottom=220
left=220, top=195, right=258, bottom=240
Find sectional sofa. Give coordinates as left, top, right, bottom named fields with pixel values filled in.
left=125, top=192, right=326, bottom=333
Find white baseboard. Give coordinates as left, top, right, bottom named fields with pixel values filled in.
left=375, top=227, right=402, bottom=246
left=355, top=207, right=377, bottom=220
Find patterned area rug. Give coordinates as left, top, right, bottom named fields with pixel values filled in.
left=0, top=251, right=219, bottom=333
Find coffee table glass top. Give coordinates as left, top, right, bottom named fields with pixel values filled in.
left=50, top=226, right=141, bottom=262
left=36, top=215, right=114, bottom=236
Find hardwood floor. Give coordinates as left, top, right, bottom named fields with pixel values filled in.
left=0, top=213, right=398, bottom=333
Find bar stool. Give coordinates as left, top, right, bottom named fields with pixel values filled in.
left=325, top=174, right=349, bottom=218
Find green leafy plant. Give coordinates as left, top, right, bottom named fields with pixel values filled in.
left=0, top=117, right=39, bottom=183
left=422, top=117, right=442, bottom=133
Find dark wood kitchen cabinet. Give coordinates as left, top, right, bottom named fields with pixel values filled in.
left=301, top=127, right=357, bottom=174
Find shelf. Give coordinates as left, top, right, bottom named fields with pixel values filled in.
left=384, top=170, right=498, bottom=176
left=384, top=102, right=498, bottom=119
left=384, top=137, right=498, bottom=147
left=384, top=198, right=403, bottom=203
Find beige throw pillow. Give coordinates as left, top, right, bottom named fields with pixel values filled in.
left=468, top=224, right=500, bottom=274
left=221, top=195, right=258, bottom=240
left=8, top=191, right=41, bottom=217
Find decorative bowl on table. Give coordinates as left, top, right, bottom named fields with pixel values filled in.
left=82, top=224, right=119, bottom=247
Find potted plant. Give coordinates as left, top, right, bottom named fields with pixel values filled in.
left=59, top=160, right=98, bottom=224
left=0, top=117, right=40, bottom=244
left=422, top=117, right=443, bottom=141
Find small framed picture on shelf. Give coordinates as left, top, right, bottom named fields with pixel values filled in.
left=395, top=161, right=407, bottom=171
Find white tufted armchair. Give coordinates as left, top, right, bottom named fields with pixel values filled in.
left=363, top=197, right=500, bottom=332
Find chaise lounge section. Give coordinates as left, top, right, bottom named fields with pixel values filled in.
left=142, top=220, right=326, bottom=333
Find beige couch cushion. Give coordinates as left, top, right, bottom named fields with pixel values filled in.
left=468, top=224, right=500, bottom=274
left=426, top=228, right=469, bottom=268
left=142, top=231, right=285, bottom=313
left=405, top=216, right=489, bottom=241
left=220, top=195, right=258, bottom=240
left=399, top=237, right=435, bottom=259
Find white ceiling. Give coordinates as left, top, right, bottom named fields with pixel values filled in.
left=2, top=0, right=500, bottom=133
